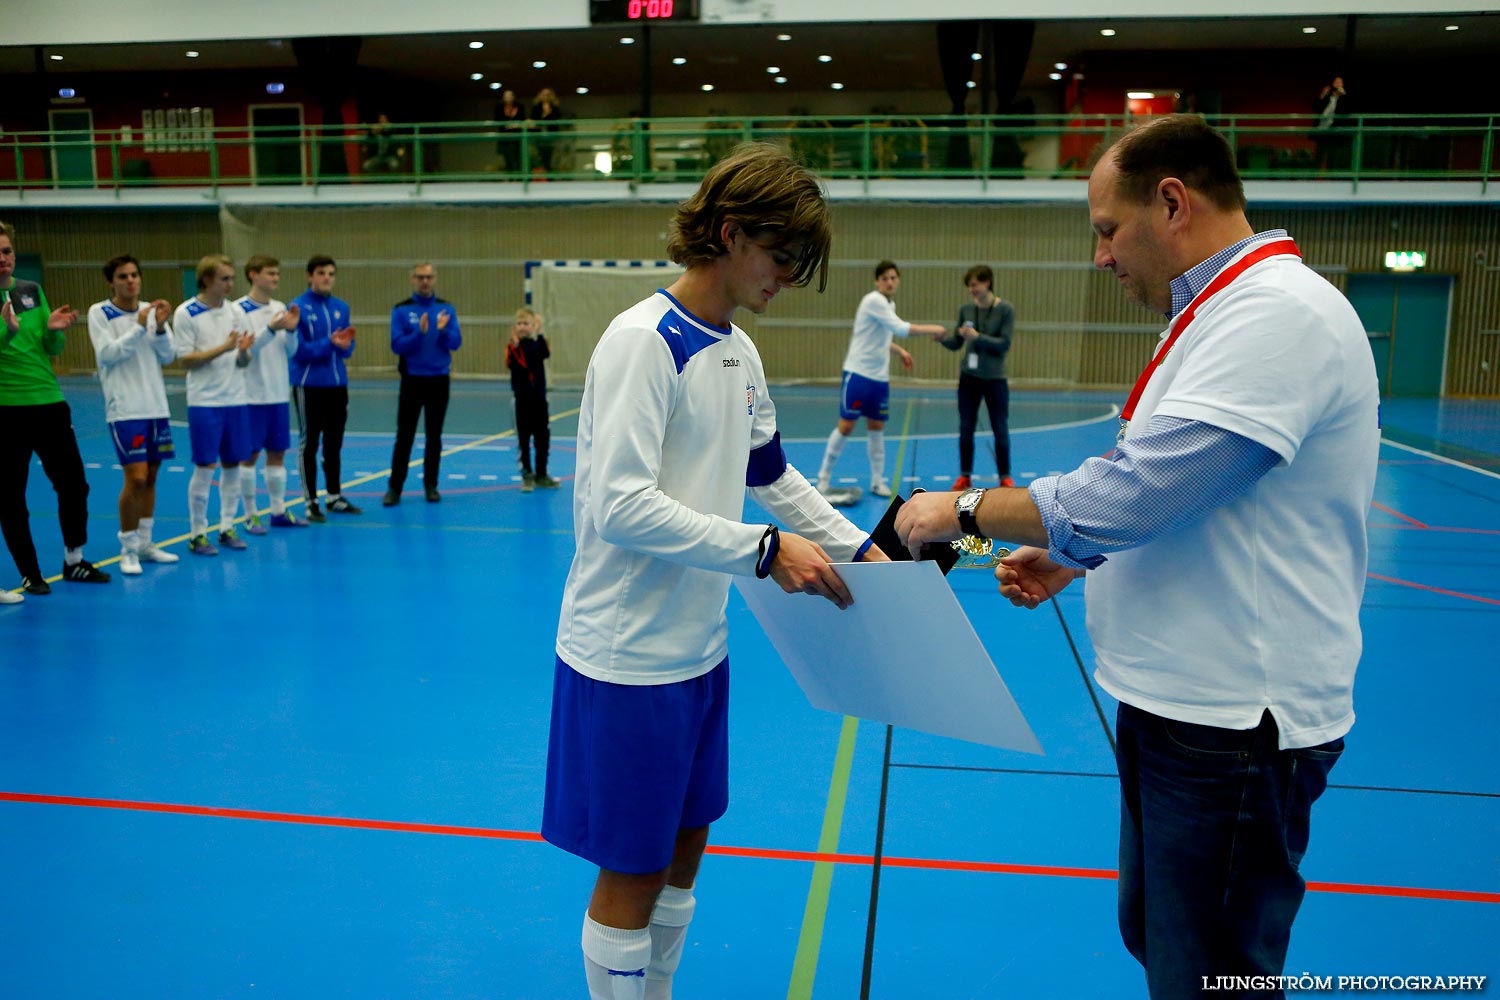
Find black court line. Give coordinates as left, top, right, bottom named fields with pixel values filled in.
left=859, top=724, right=894, bottom=1000
left=1052, top=598, right=1117, bottom=755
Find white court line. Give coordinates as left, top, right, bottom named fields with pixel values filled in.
left=1381, top=437, right=1500, bottom=482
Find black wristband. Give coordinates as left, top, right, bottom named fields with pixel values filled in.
left=755, top=524, right=780, bottom=579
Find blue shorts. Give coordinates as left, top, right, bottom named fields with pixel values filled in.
left=247, top=402, right=291, bottom=454
left=109, top=418, right=175, bottom=466
left=542, top=656, right=730, bottom=875
left=188, top=405, right=252, bottom=467
left=839, top=371, right=890, bottom=422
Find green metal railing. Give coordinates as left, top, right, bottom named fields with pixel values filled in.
left=5, top=113, right=1496, bottom=197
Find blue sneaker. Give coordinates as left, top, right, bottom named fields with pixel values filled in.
left=188, top=535, right=219, bottom=557
left=269, top=511, right=308, bottom=528
left=244, top=515, right=268, bottom=536
left=217, top=529, right=248, bottom=551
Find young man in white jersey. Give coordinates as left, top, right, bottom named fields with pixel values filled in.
left=896, top=115, right=1379, bottom=998
left=172, top=255, right=255, bottom=556
left=815, top=260, right=944, bottom=497
left=234, top=255, right=306, bottom=530
left=544, top=142, right=889, bottom=1000
left=86, top=254, right=182, bottom=574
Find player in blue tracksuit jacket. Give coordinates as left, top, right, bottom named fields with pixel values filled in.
left=384, top=263, right=462, bottom=505
left=288, top=254, right=360, bottom=519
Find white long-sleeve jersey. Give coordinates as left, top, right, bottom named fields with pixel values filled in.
left=841, top=289, right=914, bottom=382
left=173, top=297, right=250, bottom=407
left=235, top=294, right=295, bottom=404
left=87, top=299, right=175, bottom=421
left=557, top=290, right=872, bottom=686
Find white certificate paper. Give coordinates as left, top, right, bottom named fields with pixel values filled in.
left=734, top=560, right=1042, bottom=754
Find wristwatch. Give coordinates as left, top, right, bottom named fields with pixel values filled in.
left=955, top=488, right=987, bottom=539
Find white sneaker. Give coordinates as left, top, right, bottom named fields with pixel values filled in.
left=139, top=545, right=180, bottom=564
left=120, top=550, right=143, bottom=575
left=870, top=480, right=892, bottom=498
left=0, top=588, right=22, bottom=604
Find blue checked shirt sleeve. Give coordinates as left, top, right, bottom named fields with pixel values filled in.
left=1028, top=416, right=1282, bottom=570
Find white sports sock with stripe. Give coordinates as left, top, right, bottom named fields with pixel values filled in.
left=582, top=914, right=650, bottom=1000
left=265, top=465, right=288, bottom=516
left=217, top=466, right=241, bottom=532
left=645, top=885, right=695, bottom=1000
left=867, top=430, right=886, bottom=486
left=188, top=467, right=214, bottom=536
left=240, top=465, right=259, bottom=518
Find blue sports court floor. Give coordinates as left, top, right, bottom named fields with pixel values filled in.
left=2, top=378, right=1496, bottom=998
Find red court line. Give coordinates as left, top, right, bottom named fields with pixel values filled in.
left=1370, top=501, right=1428, bottom=529
left=1367, top=573, right=1500, bottom=607
left=5, top=791, right=1496, bottom=904
left=1370, top=523, right=1500, bottom=536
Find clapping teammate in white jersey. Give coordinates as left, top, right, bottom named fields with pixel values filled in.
left=172, top=255, right=254, bottom=556
left=815, top=260, right=945, bottom=497
left=233, top=255, right=306, bottom=530
left=85, top=254, right=181, bottom=574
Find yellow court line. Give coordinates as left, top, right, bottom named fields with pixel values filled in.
left=17, top=407, right=581, bottom=586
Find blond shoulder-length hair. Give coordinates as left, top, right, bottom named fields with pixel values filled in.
left=666, top=141, right=832, bottom=292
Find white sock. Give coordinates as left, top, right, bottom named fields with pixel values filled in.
left=240, top=465, right=259, bottom=518
left=582, top=914, right=650, bottom=1000
left=218, top=466, right=241, bottom=532
left=117, top=529, right=140, bottom=554
left=138, top=517, right=155, bottom=549
left=64, top=547, right=83, bottom=566
left=189, top=467, right=215, bottom=536
left=645, top=885, right=696, bottom=1000
left=819, top=429, right=848, bottom=484
left=266, top=465, right=288, bottom=516
left=326, top=493, right=340, bottom=503
left=867, top=430, right=886, bottom=485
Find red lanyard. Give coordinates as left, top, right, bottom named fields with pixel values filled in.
left=1118, top=238, right=1301, bottom=438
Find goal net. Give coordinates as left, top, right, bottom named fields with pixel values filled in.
left=525, top=260, right=684, bottom=382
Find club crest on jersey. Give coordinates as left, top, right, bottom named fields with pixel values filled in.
left=19, top=294, right=35, bottom=309
left=746, top=383, right=756, bottom=415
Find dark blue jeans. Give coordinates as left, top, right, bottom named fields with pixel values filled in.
left=956, top=374, right=1010, bottom=477
left=1115, top=703, right=1343, bottom=999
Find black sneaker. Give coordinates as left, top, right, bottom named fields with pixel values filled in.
left=425, top=486, right=441, bottom=503
left=61, top=560, right=111, bottom=583
left=21, top=575, right=52, bottom=596
left=383, top=487, right=401, bottom=507
left=534, top=475, right=562, bottom=489
left=306, top=501, right=326, bottom=523
left=327, top=496, right=362, bottom=515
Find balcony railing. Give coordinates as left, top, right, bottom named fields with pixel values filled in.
left=5, top=113, right=1496, bottom=196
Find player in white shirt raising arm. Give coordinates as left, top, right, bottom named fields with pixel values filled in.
left=172, top=255, right=254, bottom=556
left=233, top=254, right=305, bottom=531
left=86, top=254, right=181, bottom=574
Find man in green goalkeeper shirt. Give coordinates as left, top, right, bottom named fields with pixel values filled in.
left=0, top=220, right=110, bottom=599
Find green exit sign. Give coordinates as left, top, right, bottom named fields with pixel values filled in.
left=1384, top=250, right=1427, bottom=271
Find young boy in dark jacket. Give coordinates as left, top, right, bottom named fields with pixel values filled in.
left=505, top=307, right=556, bottom=492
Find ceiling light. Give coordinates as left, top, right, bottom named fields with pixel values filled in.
left=620, top=36, right=635, bottom=44
left=777, top=34, right=792, bottom=41
left=1048, top=72, right=1063, bottom=81
left=831, top=82, right=844, bottom=90
left=965, top=81, right=976, bottom=89
left=701, top=84, right=714, bottom=92
left=818, top=54, right=832, bottom=63
left=774, top=76, right=787, bottom=84
left=533, top=60, right=547, bottom=69
left=50, top=54, right=64, bottom=61
left=766, top=66, right=780, bottom=73
left=186, top=50, right=200, bottom=57
left=1099, top=29, right=1116, bottom=37
left=266, top=82, right=285, bottom=94
left=1127, top=91, right=1155, bottom=99
left=1445, top=23, right=1459, bottom=30
left=576, top=86, right=589, bottom=95
left=469, top=41, right=484, bottom=49
left=1054, top=62, right=1067, bottom=70
left=971, top=52, right=982, bottom=61
left=1302, top=26, right=1317, bottom=34
left=470, top=72, right=484, bottom=81
left=58, top=88, right=76, bottom=98
left=489, top=82, right=501, bottom=91
left=673, top=57, right=687, bottom=65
